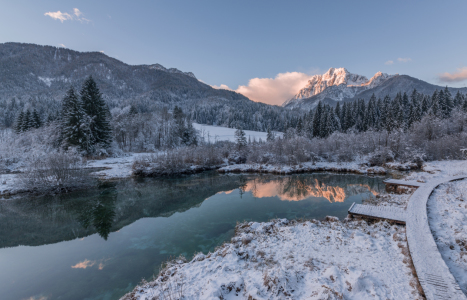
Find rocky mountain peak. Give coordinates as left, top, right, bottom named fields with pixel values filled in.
left=283, top=68, right=395, bottom=108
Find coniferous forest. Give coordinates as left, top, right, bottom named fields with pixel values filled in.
left=1, top=74, right=467, bottom=190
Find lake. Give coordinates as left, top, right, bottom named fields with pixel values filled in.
left=0, top=172, right=387, bottom=300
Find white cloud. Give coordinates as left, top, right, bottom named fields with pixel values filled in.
left=73, top=8, right=82, bottom=17
left=44, top=11, right=72, bottom=22
left=45, top=8, right=90, bottom=23
left=59, top=44, right=66, bottom=48
left=214, top=72, right=317, bottom=106
left=385, top=60, right=394, bottom=65
left=99, top=50, right=104, bottom=53
left=397, top=57, right=412, bottom=63
left=438, top=67, right=467, bottom=83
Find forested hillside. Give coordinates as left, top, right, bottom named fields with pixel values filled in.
left=0, top=42, right=302, bottom=132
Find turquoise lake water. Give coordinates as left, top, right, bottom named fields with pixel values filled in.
left=0, top=172, right=386, bottom=300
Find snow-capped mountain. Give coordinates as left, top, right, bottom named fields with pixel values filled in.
left=283, top=68, right=395, bottom=109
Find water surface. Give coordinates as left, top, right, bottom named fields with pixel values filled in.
left=0, top=172, right=386, bottom=300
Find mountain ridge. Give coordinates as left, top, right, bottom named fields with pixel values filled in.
left=0, top=42, right=249, bottom=104
left=283, top=68, right=467, bottom=110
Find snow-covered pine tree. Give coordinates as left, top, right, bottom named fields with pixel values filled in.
left=365, top=96, right=377, bottom=130
left=375, top=98, right=383, bottom=130
left=340, top=102, right=349, bottom=132
left=430, top=94, right=440, bottom=117
left=335, top=102, right=341, bottom=123
left=313, top=101, right=323, bottom=137
left=407, top=101, right=417, bottom=128
left=80, top=76, right=112, bottom=149
left=444, top=86, right=453, bottom=118
left=235, top=128, right=247, bottom=149
left=129, top=105, right=138, bottom=115
left=23, top=110, right=32, bottom=132
left=61, top=86, right=93, bottom=152
left=266, top=127, right=275, bottom=142
left=421, top=95, right=430, bottom=115
left=32, top=109, right=41, bottom=128
left=182, top=120, right=198, bottom=146
left=14, top=111, right=24, bottom=133
left=296, top=118, right=303, bottom=136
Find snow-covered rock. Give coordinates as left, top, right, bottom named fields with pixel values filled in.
left=283, top=68, right=395, bottom=109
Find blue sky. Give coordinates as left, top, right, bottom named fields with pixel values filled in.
left=1, top=0, right=467, bottom=104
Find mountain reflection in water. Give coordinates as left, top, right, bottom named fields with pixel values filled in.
left=233, top=175, right=381, bottom=202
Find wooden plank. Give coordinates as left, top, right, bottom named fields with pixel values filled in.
left=348, top=203, right=407, bottom=223
left=383, top=178, right=424, bottom=188
left=406, top=175, right=467, bottom=300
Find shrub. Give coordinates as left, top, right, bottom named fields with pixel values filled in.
left=19, top=152, right=92, bottom=193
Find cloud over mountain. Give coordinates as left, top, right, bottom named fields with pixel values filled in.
left=439, top=67, right=467, bottom=83
left=213, top=72, right=317, bottom=106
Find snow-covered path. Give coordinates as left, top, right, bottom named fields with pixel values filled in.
left=406, top=176, right=467, bottom=300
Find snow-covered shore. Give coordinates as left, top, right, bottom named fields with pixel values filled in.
left=218, top=161, right=387, bottom=175
left=123, top=218, right=423, bottom=300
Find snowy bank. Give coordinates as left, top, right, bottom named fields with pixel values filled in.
left=427, top=179, right=467, bottom=295
left=86, top=153, right=147, bottom=179
left=122, top=218, right=423, bottom=300
left=218, top=161, right=387, bottom=175
left=193, top=123, right=283, bottom=143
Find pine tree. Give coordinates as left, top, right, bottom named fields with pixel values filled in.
left=61, top=87, right=93, bottom=152
left=454, top=91, right=463, bottom=107
left=421, top=95, right=430, bottom=115
left=313, top=101, right=323, bottom=137
left=235, top=128, right=247, bottom=149
left=335, top=102, right=341, bottom=124
left=32, top=109, right=41, bottom=128
left=23, top=110, right=32, bottom=132
left=444, top=86, right=453, bottom=117
left=80, top=76, right=112, bottom=149
left=431, top=90, right=439, bottom=109
left=430, top=96, right=440, bottom=117
left=129, top=105, right=138, bottom=115
left=14, top=111, right=24, bottom=133
left=340, top=103, right=348, bottom=132
left=296, top=118, right=303, bottom=136
left=267, top=127, right=275, bottom=142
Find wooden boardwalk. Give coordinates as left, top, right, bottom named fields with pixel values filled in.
left=406, top=176, right=467, bottom=300
left=349, top=176, right=467, bottom=299
left=348, top=202, right=406, bottom=223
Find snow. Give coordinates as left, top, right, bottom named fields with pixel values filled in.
left=0, top=174, right=23, bottom=196
left=404, top=160, right=467, bottom=183
left=218, top=161, right=386, bottom=175
left=193, top=123, right=283, bottom=143
left=125, top=219, right=422, bottom=300
left=427, top=179, right=467, bottom=294
left=86, top=153, right=147, bottom=179
left=38, top=76, right=53, bottom=87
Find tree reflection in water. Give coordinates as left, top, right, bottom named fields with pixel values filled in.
left=77, top=183, right=117, bottom=240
